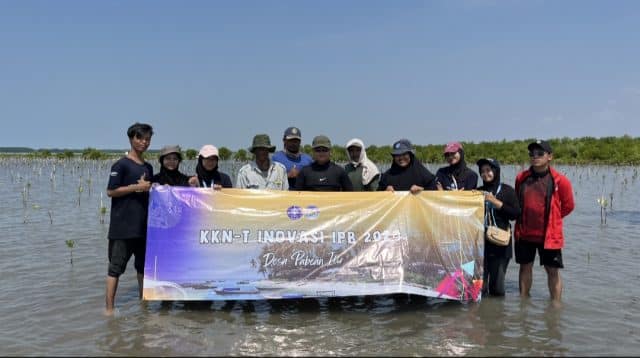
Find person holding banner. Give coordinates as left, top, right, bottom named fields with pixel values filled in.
left=436, top=141, right=478, bottom=191
left=189, top=144, right=233, bottom=189
left=294, top=135, right=353, bottom=191
left=514, top=140, right=574, bottom=303
left=236, top=134, right=288, bottom=190
left=105, top=122, right=154, bottom=315
left=344, top=138, right=380, bottom=191
left=151, top=145, right=194, bottom=187
left=377, top=138, right=437, bottom=193
left=477, top=158, right=520, bottom=296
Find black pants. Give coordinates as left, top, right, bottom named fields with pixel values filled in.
left=483, top=256, right=510, bottom=296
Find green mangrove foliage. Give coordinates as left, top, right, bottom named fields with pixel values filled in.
left=185, top=149, right=198, bottom=160
left=81, top=148, right=107, bottom=160
left=2, top=135, right=639, bottom=164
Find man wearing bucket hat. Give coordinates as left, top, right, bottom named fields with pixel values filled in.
left=294, top=135, right=353, bottom=191
left=236, top=134, right=288, bottom=190
left=514, top=139, right=574, bottom=302
left=151, top=145, right=193, bottom=186
left=272, top=126, right=313, bottom=189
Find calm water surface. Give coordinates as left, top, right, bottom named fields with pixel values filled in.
left=1, top=159, right=638, bottom=356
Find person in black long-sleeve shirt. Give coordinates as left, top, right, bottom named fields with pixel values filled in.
left=436, top=141, right=478, bottom=191
left=377, top=139, right=437, bottom=193
left=477, top=158, right=521, bottom=296
left=295, top=135, right=353, bottom=192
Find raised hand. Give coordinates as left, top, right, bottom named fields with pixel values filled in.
left=136, top=173, right=151, bottom=192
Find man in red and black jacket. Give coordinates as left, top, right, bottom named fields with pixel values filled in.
left=514, top=139, right=575, bottom=302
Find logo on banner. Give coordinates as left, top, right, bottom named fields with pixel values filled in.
left=286, top=205, right=303, bottom=220
left=304, top=205, right=319, bottom=220
left=286, top=205, right=320, bottom=220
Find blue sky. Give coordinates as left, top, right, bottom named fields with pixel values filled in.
left=2, top=0, right=639, bottom=151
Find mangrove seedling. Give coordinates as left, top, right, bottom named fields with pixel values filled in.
left=99, top=192, right=107, bottom=224
left=77, top=184, right=83, bottom=206
left=65, top=239, right=76, bottom=265
left=86, top=177, right=92, bottom=197
left=597, top=196, right=608, bottom=225
left=609, top=192, right=613, bottom=211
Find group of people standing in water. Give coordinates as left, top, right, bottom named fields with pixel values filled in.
left=104, top=122, right=574, bottom=314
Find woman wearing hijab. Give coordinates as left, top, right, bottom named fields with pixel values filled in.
left=151, top=145, right=193, bottom=186
left=477, top=158, right=521, bottom=296
left=344, top=138, right=380, bottom=191
left=436, top=141, right=478, bottom=191
left=377, top=139, right=437, bottom=193
left=190, top=144, right=233, bottom=189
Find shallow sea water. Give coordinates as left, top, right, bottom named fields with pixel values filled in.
left=1, top=159, right=638, bottom=356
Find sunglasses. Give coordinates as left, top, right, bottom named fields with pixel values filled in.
left=314, top=148, right=329, bottom=153
left=528, top=149, right=547, bottom=158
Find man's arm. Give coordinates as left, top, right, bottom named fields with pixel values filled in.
left=107, top=174, right=151, bottom=198
left=559, top=176, right=575, bottom=218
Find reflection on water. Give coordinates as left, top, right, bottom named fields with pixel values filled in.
left=1, top=159, right=639, bottom=355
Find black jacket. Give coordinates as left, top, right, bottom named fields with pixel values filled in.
left=478, top=160, right=520, bottom=258
left=377, top=153, right=436, bottom=191
left=295, top=161, right=353, bottom=191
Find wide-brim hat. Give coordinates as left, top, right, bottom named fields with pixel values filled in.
left=158, top=145, right=182, bottom=162
left=250, top=134, right=276, bottom=153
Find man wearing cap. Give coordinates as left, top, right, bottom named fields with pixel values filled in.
left=435, top=141, right=478, bottom=191
left=272, top=126, right=313, bottom=189
left=377, top=139, right=437, bottom=193
left=514, top=139, right=574, bottom=302
left=294, top=135, right=353, bottom=191
left=236, top=134, right=288, bottom=190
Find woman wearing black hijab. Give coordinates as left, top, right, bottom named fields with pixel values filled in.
left=151, top=145, right=192, bottom=186
left=377, top=139, right=437, bottom=193
left=477, top=158, right=520, bottom=296
left=192, top=144, right=233, bottom=189
left=436, top=141, right=478, bottom=191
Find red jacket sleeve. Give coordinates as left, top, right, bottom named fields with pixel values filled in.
left=557, top=175, right=575, bottom=218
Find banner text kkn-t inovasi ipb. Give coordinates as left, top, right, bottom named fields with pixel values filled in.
left=143, top=187, right=485, bottom=302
